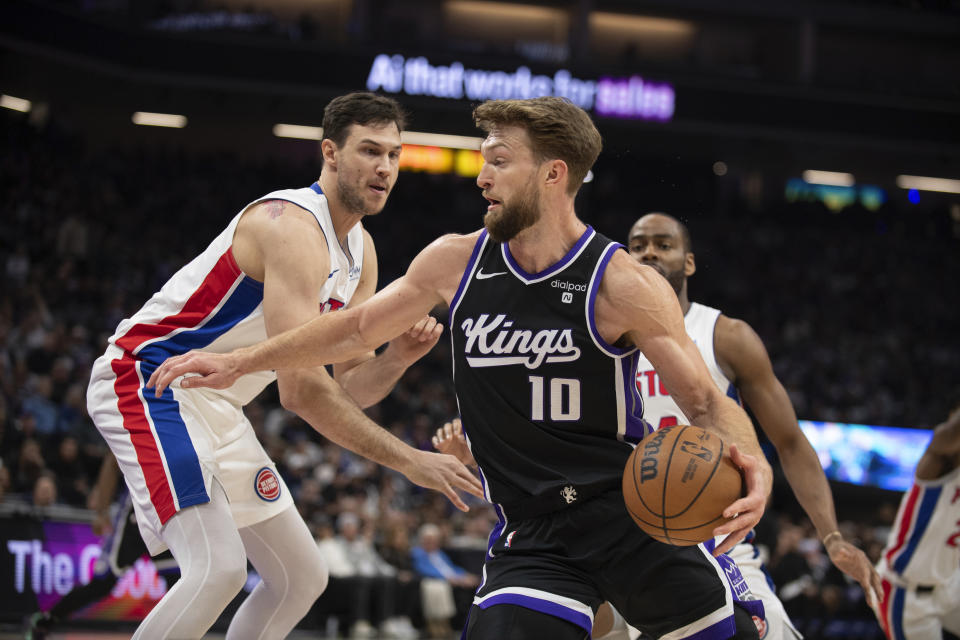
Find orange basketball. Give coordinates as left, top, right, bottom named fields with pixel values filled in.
left=623, top=424, right=744, bottom=545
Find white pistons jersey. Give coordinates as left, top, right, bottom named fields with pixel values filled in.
left=107, top=182, right=363, bottom=406
left=634, top=302, right=740, bottom=430
left=88, top=182, right=362, bottom=553
left=880, top=466, right=960, bottom=585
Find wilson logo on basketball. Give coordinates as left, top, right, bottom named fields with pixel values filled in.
left=255, top=467, right=281, bottom=502
left=639, top=428, right=669, bottom=481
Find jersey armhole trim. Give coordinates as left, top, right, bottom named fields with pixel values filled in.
left=449, top=230, right=489, bottom=323
left=586, top=242, right=636, bottom=358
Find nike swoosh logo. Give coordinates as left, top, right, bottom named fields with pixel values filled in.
left=476, top=269, right=507, bottom=280
left=327, top=269, right=340, bottom=280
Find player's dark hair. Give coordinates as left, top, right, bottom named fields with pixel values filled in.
left=473, top=97, right=602, bottom=195
left=322, top=92, right=407, bottom=150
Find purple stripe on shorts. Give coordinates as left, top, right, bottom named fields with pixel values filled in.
left=477, top=593, right=592, bottom=634
left=681, top=615, right=737, bottom=640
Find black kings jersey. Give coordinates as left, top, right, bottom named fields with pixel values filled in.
left=450, top=226, right=653, bottom=514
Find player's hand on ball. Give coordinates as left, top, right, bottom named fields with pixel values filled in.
left=431, top=418, right=477, bottom=468
left=711, top=443, right=766, bottom=555
left=147, top=350, right=243, bottom=397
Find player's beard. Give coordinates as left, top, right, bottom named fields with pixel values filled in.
left=484, top=184, right=541, bottom=243
left=337, top=172, right=384, bottom=216
left=664, top=267, right=685, bottom=296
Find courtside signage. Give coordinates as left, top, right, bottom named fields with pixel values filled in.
left=366, top=53, right=674, bottom=122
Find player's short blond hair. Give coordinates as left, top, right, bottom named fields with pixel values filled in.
left=473, top=97, right=602, bottom=195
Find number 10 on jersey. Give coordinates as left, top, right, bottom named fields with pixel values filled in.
left=528, top=376, right=581, bottom=421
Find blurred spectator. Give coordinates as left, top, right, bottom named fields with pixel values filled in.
left=32, top=471, right=58, bottom=507
left=315, top=512, right=415, bottom=638
left=48, top=435, right=89, bottom=506
left=11, top=437, right=46, bottom=495
left=412, top=523, right=479, bottom=639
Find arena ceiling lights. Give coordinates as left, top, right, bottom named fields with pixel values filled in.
left=273, top=124, right=323, bottom=140
left=272, top=124, right=483, bottom=151
left=895, top=175, right=960, bottom=194
left=1, top=94, right=31, bottom=113
left=132, top=112, right=187, bottom=128
left=802, top=170, right=855, bottom=187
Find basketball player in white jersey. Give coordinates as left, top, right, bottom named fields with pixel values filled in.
left=591, top=212, right=880, bottom=640
left=148, top=97, right=774, bottom=640
left=86, top=92, right=482, bottom=639
left=876, top=398, right=960, bottom=640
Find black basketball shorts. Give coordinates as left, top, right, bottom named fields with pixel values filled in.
left=472, top=490, right=764, bottom=639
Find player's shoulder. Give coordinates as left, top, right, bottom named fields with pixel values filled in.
left=420, top=230, right=485, bottom=261
left=714, top=313, right=758, bottom=346
left=601, top=249, right=673, bottom=297
left=244, top=197, right=322, bottom=234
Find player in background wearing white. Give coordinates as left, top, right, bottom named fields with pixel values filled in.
left=876, top=398, right=960, bottom=640
left=588, top=212, right=880, bottom=640
left=85, top=92, right=482, bottom=639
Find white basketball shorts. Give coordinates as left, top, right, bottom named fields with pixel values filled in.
left=87, top=345, right=293, bottom=555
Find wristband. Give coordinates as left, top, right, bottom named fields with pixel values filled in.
left=822, top=530, right=842, bottom=547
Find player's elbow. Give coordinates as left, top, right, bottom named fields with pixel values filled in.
left=277, top=370, right=314, bottom=414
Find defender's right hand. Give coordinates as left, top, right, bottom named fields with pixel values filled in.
left=402, top=449, right=484, bottom=511
left=147, top=350, right=243, bottom=397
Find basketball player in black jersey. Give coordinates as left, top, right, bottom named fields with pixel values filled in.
left=148, top=97, right=774, bottom=640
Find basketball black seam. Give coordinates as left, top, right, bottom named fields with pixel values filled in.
left=665, top=436, right=725, bottom=519
left=660, top=425, right=686, bottom=544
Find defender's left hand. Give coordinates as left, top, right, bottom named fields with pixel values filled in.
left=386, top=315, right=443, bottom=366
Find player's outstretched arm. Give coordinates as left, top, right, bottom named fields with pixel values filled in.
left=715, top=315, right=881, bottom=605
left=598, top=251, right=772, bottom=554
left=147, top=233, right=475, bottom=395
left=333, top=230, right=445, bottom=408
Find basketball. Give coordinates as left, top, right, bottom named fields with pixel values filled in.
left=623, top=424, right=744, bottom=545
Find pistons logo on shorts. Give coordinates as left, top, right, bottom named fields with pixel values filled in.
left=254, top=467, right=281, bottom=502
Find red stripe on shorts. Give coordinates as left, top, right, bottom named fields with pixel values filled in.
left=111, top=354, right=177, bottom=523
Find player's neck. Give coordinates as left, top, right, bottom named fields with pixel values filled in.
left=319, top=177, right=365, bottom=246
left=327, top=206, right=364, bottom=247
left=678, top=284, right=692, bottom=315
left=507, top=204, right=586, bottom=274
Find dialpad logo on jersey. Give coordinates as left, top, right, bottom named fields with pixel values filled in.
left=254, top=467, right=281, bottom=502
left=461, top=314, right=581, bottom=369
left=550, top=279, right=586, bottom=292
